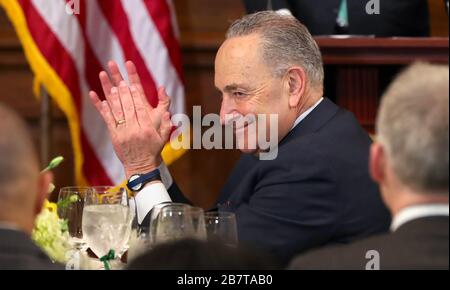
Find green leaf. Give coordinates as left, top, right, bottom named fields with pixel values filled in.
left=57, top=194, right=80, bottom=212
left=60, top=219, right=69, bottom=233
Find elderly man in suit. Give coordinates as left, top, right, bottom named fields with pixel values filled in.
left=89, top=11, right=390, bottom=264
left=0, top=104, right=61, bottom=270
left=289, top=63, right=449, bottom=270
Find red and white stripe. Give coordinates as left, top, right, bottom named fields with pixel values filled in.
left=20, top=0, right=185, bottom=185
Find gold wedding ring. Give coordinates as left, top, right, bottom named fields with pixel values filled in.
left=116, top=119, right=126, bottom=127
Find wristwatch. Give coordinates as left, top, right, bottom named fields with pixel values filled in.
left=127, top=169, right=161, bottom=192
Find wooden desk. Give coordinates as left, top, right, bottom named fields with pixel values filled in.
left=316, top=37, right=449, bottom=131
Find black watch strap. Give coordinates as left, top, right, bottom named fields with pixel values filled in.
left=127, top=169, right=161, bottom=192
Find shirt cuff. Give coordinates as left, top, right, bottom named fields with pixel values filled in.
left=159, top=162, right=173, bottom=189
left=134, top=182, right=172, bottom=224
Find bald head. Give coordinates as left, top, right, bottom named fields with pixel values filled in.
left=0, top=103, right=42, bottom=229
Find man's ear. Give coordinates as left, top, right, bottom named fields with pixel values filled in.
left=35, top=171, right=53, bottom=216
left=369, top=142, right=386, bottom=184
left=286, top=66, right=307, bottom=108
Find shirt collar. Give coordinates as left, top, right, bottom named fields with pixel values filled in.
left=291, top=98, right=324, bottom=131
left=391, top=203, right=449, bottom=232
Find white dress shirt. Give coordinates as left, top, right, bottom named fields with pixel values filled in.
left=390, top=203, right=449, bottom=232
left=134, top=98, right=324, bottom=223
left=133, top=163, right=173, bottom=223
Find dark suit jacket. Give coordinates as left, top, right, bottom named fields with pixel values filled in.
left=244, top=0, right=430, bottom=36
left=288, top=216, right=449, bottom=270
left=0, top=229, right=64, bottom=270
left=165, top=98, right=391, bottom=263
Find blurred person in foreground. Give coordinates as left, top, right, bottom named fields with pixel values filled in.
left=127, top=239, right=280, bottom=270
left=289, top=63, right=449, bottom=270
left=0, top=103, right=61, bottom=270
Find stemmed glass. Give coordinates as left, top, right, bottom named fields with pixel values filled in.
left=152, top=204, right=197, bottom=245
left=204, top=212, right=238, bottom=247
left=82, top=187, right=133, bottom=269
left=188, top=206, right=207, bottom=241
left=148, top=203, right=190, bottom=244
left=57, top=187, right=92, bottom=250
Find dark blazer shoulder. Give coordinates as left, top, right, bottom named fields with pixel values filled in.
left=0, top=229, right=64, bottom=270
left=279, top=98, right=372, bottom=168
left=289, top=216, right=449, bottom=270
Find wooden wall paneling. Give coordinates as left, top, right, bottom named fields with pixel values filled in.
left=429, top=0, right=449, bottom=36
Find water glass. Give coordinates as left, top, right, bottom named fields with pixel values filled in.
left=204, top=212, right=238, bottom=247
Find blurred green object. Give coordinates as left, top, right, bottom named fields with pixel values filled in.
left=42, top=156, right=64, bottom=173
left=57, top=193, right=80, bottom=212
left=336, top=0, right=348, bottom=28
left=41, top=156, right=64, bottom=194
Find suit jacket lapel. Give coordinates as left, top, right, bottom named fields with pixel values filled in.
left=217, top=98, right=340, bottom=209
left=218, top=153, right=259, bottom=207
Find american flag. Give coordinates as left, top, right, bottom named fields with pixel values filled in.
left=0, top=0, right=185, bottom=185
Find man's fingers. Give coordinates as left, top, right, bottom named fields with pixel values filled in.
left=99, top=71, right=113, bottom=100
left=118, top=81, right=136, bottom=125
left=108, top=86, right=125, bottom=123
left=100, top=101, right=118, bottom=134
left=91, top=84, right=117, bottom=136
left=157, top=87, right=171, bottom=111
left=89, top=91, right=103, bottom=112
left=146, top=87, right=172, bottom=129
left=108, top=61, right=125, bottom=86
left=126, top=61, right=146, bottom=97
left=130, top=85, right=152, bottom=128
left=159, top=112, right=173, bottom=143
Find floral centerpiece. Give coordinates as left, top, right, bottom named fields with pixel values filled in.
left=31, top=156, right=74, bottom=264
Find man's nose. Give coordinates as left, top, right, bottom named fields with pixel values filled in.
left=220, top=97, right=235, bottom=125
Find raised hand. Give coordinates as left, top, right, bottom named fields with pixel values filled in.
left=89, top=61, right=173, bottom=179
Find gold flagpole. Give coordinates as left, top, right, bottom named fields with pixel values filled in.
left=267, top=0, right=272, bottom=10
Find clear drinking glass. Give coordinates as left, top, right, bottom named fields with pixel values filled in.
left=153, top=204, right=196, bottom=245
left=120, top=195, right=137, bottom=256
left=204, top=212, right=238, bottom=247
left=187, top=206, right=207, bottom=241
left=82, top=187, right=133, bottom=268
left=149, top=203, right=190, bottom=244
left=58, top=186, right=92, bottom=249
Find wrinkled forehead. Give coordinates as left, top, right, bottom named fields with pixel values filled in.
left=215, top=34, right=271, bottom=89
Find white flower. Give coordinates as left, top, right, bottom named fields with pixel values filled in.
left=32, top=206, right=72, bottom=264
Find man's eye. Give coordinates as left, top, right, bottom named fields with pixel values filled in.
left=233, top=92, right=246, bottom=97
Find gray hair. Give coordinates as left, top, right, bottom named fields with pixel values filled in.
left=376, top=63, right=449, bottom=194
left=226, top=11, right=324, bottom=89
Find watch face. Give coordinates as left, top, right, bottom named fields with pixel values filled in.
left=128, top=170, right=161, bottom=192
left=131, top=184, right=142, bottom=191
left=129, top=175, right=142, bottom=192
